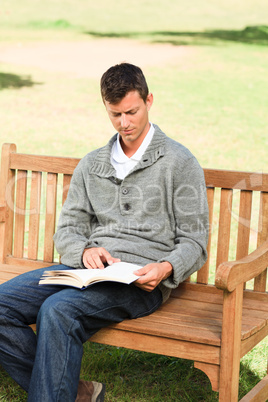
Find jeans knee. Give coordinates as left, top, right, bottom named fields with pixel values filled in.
left=36, top=297, right=84, bottom=342
left=37, top=298, right=65, bottom=328
left=0, top=301, right=19, bottom=325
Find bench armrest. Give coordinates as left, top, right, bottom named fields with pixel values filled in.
left=215, top=240, right=268, bottom=292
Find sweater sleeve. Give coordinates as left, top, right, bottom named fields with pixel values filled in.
left=159, top=156, right=209, bottom=288
left=53, top=160, right=98, bottom=268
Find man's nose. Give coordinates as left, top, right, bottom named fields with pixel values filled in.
left=121, top=113, right=129, bottom=128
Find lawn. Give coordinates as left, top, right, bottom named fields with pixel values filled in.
left=0, top=0, right=267, bottom=400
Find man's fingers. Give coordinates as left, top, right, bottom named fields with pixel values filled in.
left=96, top=247, right=121, bottom=266
left=83, top=247, right=121, bottom=269
left=83, top=248, right=105, bottom=269
left=83, top=252, right=102, bottom=269
left=134, top=266, right=150, bottom=276
left=134, top=262, right=172, bottom=292
left=89, top=254, right=104, bottom=269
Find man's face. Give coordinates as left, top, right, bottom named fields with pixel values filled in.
left=104, top=90, right=153, bottom=152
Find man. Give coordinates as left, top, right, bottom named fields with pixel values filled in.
left=0, top=63, right=209, bottom=401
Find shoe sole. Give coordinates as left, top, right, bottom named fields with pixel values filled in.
left=92, top=381, right=106, bottom=402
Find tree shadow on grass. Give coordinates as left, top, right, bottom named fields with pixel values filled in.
left=0, top=73, right=42, bottom=90
left=84, top=25, right=268, bottom=46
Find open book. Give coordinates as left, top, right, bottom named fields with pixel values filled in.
left=39, top=262, right=142, bottom=289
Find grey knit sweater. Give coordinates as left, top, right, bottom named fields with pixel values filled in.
left=53, top=125, right=209, bottom=302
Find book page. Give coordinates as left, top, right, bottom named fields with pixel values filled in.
left=40, top=261, right=142, bottom=287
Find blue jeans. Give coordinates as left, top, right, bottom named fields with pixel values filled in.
left=0, top=265, right=162, bottom=401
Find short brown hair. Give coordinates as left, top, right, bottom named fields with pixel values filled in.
left=100, top=63, right=149, bottom=104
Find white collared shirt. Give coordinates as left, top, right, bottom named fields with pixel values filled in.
left=111, top=123, right=155, bottom=179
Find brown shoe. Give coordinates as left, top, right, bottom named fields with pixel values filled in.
left=75, top=380, right=105, bottom=402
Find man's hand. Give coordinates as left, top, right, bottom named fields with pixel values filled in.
left=134, top=261, right=173, bottom=292
left=83, top=247, right=120, bottom=269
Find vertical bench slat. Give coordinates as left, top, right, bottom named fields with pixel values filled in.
left=236, top=190, right=252, bottom=260
left=0, top=143, right=16, bottom=263
left=236, top=190, right=253, bottom=290
left=216, top=188, right=233, bottom=269
left=44, top=173, right=58, bottom=262
left=62, top=174, right=72, bottom=205
left=197, top=187, right=215, bottom=284
left=28, top=171, right=42, bottom=260
left=254, top=191, right=268, bottom=291
left=13, top=170, right=28, bottom=258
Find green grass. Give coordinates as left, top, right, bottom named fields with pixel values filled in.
left=1, top=338, right=267, bottom=401
left=0, top=0, right=267, bottom=400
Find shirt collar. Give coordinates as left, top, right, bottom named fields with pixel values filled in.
left=112, top=123, right=155, bottom=164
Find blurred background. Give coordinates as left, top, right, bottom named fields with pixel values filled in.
left=0, top=0, right=267, bottom=172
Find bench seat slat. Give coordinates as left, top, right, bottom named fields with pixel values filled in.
left=165, top=297, right=223, bottom=313
left=154, top=306, right=266, bottom=329
left=173, top=288, right=223, bottom=305
left=172, top=282, right=223, bottom=296
left=3, top=257, right=57, bottom=268
left=244, top=289, right=268, bottom=303
left=109, top=318, right=222, bottom=346
left=243, top=299, right=268, bottom=312
left=173, top=287, right=268, bottom=313
left=153, top=310, right=223, bottom=327
left=0, top=272, right=24, bottom=283
left=128, top=312, right=265, bottom=342
left=0, top=263, right=43, bottom=284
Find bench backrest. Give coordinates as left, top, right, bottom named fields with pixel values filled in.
left=0, top=143, right=267, bottom=291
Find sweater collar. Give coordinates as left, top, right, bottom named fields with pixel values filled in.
left=89, top=124, right=166, bottom=178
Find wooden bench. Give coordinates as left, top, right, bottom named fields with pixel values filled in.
left=0, top=142, right=267, bottom=401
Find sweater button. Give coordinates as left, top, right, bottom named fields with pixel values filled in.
left=122, top=188, right=128, bottom=195
left=124, top=203, right=131, bottom=211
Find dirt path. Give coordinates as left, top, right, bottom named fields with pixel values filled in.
left=0, top=38, right=190, bottom=78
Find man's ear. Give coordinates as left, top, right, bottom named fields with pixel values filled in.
left=146, top=93, right=153, bottom=111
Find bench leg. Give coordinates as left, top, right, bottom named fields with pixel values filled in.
left=219, top=284, right=244, bottom=402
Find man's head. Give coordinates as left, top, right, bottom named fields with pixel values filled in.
left=100, top=63, right=149, bottom=104
left=101, top=63, right=153, bottom=155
